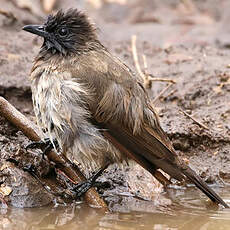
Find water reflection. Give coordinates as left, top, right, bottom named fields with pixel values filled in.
left=1, top=187, right=230, bottom=230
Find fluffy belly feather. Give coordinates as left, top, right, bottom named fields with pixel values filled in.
left=30, top=69, right=124, bottom=175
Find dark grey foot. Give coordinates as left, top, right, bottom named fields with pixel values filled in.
left=72, top=164, right=109, bottom=198
left=26, top=138, right=59, bottom=159
left=6, top=158, right=37, bottom=177
left=7, top=158, right=35, bottom=173
left=6, top=158, right=19, bottom=165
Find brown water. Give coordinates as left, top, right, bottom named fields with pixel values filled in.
left=1, top=187, right=230, bottom=230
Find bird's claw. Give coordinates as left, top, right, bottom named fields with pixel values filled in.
left=26, top=138, right=54, bottom=149
left=6, top=158, right=36, bottom=174
left=22, top=163, right=36, bottom=173
left=72, top=165, right=108, bottom=198
left=26, top=138, right=58, bottom=159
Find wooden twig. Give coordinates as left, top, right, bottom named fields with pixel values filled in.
left=179, top=109, right=210, bottom=130
left=0, top=96, right=108, bottom=210
left=152, top=83, right=174, bottom=104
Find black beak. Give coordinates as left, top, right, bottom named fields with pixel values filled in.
left=22, top=25, right=49, bottom=38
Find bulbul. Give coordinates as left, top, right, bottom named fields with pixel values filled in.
left=23, top=9, right=228, bottom=208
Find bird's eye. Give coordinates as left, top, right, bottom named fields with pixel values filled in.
left=58, top=28, right=68, bottom=36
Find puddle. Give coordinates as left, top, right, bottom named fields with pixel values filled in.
left=1, top=187, right=230, bottom=230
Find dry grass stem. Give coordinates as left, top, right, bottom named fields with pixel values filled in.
left=179, top=109, right=210, bottom=130
left=152, top=83, right=174, bottom=104
left=131, top=36, right=175, bottom=89
left=131, top=35, right=145, bottom=80
left=148, top=76, right=176, bottom=84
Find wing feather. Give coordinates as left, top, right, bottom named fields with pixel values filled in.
left=75, top=49, right=228, bottom=207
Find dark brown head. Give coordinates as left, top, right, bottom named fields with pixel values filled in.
left=23, top=9, right=98, bottom=56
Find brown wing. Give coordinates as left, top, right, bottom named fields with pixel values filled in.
left=72, top=49, right=228, bottom=207
left=94, top=78, right=185, bottom=180
left=71, top=49, right=185, bottom=179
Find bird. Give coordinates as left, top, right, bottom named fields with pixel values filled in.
left=23, top=9, right=228, bottom=208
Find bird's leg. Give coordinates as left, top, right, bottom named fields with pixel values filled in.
left=7, top=158, right=37, bottom=175
left=71, top=164, right=109, bottom=198
left=6, top=158, right=37, bottom=177
left=26, top=138, right=59, bottom=159
left=22, top=162, right=37, bottom=174
left=26, top=137, right=58, bottom=150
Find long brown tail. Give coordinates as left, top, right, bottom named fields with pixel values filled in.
left=98, top=122, right=229, bottom=208
left=182, top=167, right=229, bottom=208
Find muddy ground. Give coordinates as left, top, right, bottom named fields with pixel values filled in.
left=0, top=0, right=230, bottom=208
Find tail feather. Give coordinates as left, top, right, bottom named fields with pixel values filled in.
left=183, top=167, right=229, bottom=208
left=97, top=121, right=229, bottom=208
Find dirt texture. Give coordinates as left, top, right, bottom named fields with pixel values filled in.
left=0, top=0, right=230, bottom=208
